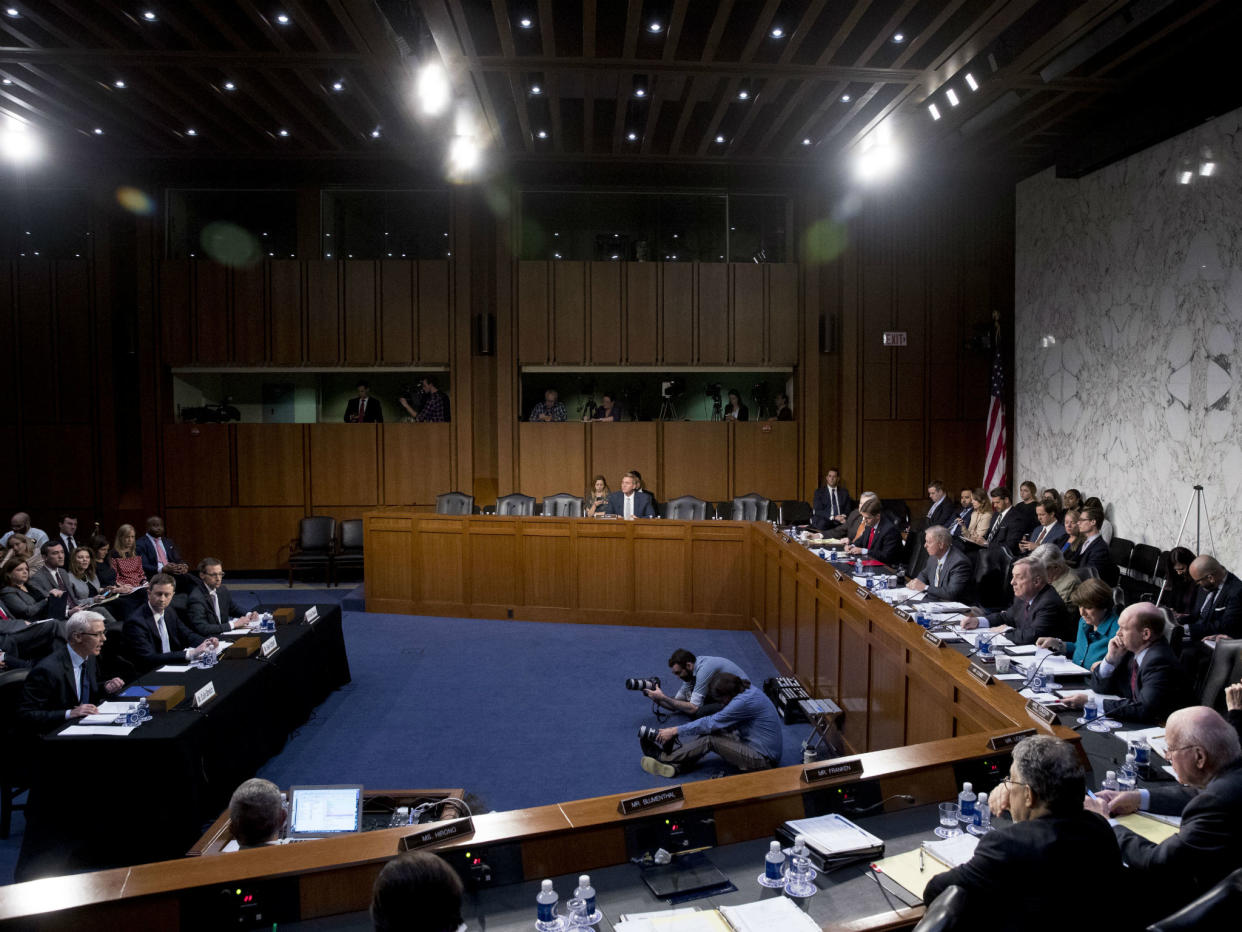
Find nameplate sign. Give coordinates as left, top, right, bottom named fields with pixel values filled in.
left=1025, top=698, right=1058, bottom=725
left=923, top=630, right=945, bottom=648
left=398, top=816, right=476, bottom=852
left=987, top=729, right=1036, bottom=750
left=261, top=635, right=279, bottom=658
left=967, top=662, right=994, bottom=685
left=895, top=608, right=914, bottom=622
left=303, top=606, right=319, bottom=624
left=834, top=570, right=845, bottom=582
left=618, top=786, right=685, bottom=815
left=801, top=758, right=864, bottom=784
left=193, top=681, right=217, bottom=709
left=855, top=586, right=870, bottom=601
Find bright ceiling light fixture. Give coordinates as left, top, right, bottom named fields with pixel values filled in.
left=853, top=127, right=901, bottom=184
left=928, top=103, right=941, bottom=120
left=447, top=135, right=480, bottom=181
left=946, top=88, right=959, bottom=107
left=1200, top=161, right=1216, bottom=176
left=964, top=73, right=978, bottom=91
left=0, top=116, right=41, bottom=164
left=770, top=27, right=784, bottom=38
left=416, top=62, right=451, bottom=116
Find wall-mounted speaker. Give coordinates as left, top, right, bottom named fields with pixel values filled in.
left=819, top=314, right=838, bottom=354
left=473, top=313, right=495, bottom=356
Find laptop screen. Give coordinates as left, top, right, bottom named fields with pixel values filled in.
left=287, top=785, right=364, bottom=837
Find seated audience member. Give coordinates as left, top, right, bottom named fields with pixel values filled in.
left=108, top=524, right=148, bottom=590
left=844, top=498, right=902, bottom=566
left=925, top=735, right=1124, bottom=929
left=908, top=526, right=972, bottom=602
left=584, top=475, right=610, bottom=518
left=981, top=486, right=1031, bottom=554
left=1019, top=500, right=1067, bottom=553
left=122, top=573, right=217, bottom=674
left=1228, top=684, right=1242, bottom=743
left=187, top=558, right=257, bottom=637
left=1032, top=543, right=1080, bottom=604
left=371, top=851, right=464, bottom=932
left=810, top=469, right=853, bottom=531
left=1, top=512, right=48, bottom=551
left=639, top=672, right=781, bottom=777
left=528, top=388, right=566, bottom=422
left=345, top=380, right=383, bottom=423
left=923, top=480, right=955, bottom=529
left=948, top=487, right=974, bottom=538
left=1061, top=507, right=1083, bottom=559
left=960, top=487, right=993, bottom=544
left=89, top=534, right=120, bottom=591
left=1042, top=488, right=1062, bottom=509
left=1, top=559, right=50, bottom=621
left=1014, top=480, right=1040, bottom=525
left=18, top=611, right=124, bottom=733
left=135, top=515, right=190, bottom=578
left=1164, top=546, right=1200, bottom=617
left=1036, top=578, right=1119, bottom=668
left=605, top=471, right=655, bottom=519
left=1086, top=706, right=1242, bottom=921
left=27, top=541, right=74, bottom=618
left=64, top=546, right=118, bottom=628
left=228, top=778, right=287, bottom=850
left=641, top=649, right=748, bottom=719
left=1063, top=603, right=1191, bottom=724
left=723, top=389, right=748, bottom=421
left=1062, top=488, right=1084, bottom=513
left=768, top=392, right=793, bottom=421
left=0, top=560, right=61, bottom=659
left=413, top=375, right=450, bottom=422
left=0, top=642, right=29, bottom=670
left=1070, top=503, right=1118, bottom=585
left=590, top=392, right=623, bottom=422
left=960, top=557, right=1071, bottom=644
left=3, top=533, right=44, bottom=576
left=1084, top=496, right=1114, bottom=543
left=54, top=514, right=79, bottom=553
left=1184, top=554, right=1242, bottom=642
left=826, top=490, right=878, bottom=540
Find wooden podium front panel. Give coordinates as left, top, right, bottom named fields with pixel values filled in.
left=689, top=532, right=747, bottom=622
left=518, top=422, right=585, bottom=499
left=632, top=529, right=688, bottom=615
left=732, top=421, right=797, bottom=501
left=383, top=423, right=452, bottom=505
left=521, top=523, right=575, bottom=609
left=467, top=519, right=521, bottom=608
left=365, top=515, right=413, bottom=607
left=414, top=518, right=465, bottom=606
left=794, top=573, right=817, bottom=688
left=660, top=422, right=728, bottom=501
left=838, top=605, right=871, bottom=753
left=778, top=551, right=798, bottom=667
left=813, top=585, right=841, bottom=702
left=907, top=665, right=955, bottom=745
left=574, top=524, right=633, bottom=614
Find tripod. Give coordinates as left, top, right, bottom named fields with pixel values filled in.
left=708, top=395, right=723, bottom=421
left=1157, top=485, right=1216, bottom=606
left=658, top=396, right=679, bottom=420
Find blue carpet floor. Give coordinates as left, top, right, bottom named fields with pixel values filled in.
left=0, top=609, right=803, bottom=885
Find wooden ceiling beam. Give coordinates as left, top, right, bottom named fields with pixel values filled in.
left=739, top=0, right=782, bottom=63
left=694, top=76, right=740, bottom=157
left=778, top=0, right=827, bottom=64
left=420, top=0, right=505, bottom=150
left=466, top=55, right=920, bottom=83
left=490, top=0, right=534, bottom=152
left=621, top=0, right=642, bottom=61
left=662, top=0, right=688, bottom=63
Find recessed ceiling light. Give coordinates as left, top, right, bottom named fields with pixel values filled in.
left=222, top=81, right=236, bottom=91
left=964, top=73, right=978, bottom=91
left=529, top=84, right=541, bottom=95
left=5, top=7, right=19, bottom=17
left=1, top=78, right=11, bottom=85
left=519, top=16, right=532, bottom=28
left=715, top=134, right=725, bottom=143
left=771, top=26, right=784, bottom=38
left=840, top=93, right=851, bottom=102
left=737, top=89, right=750, bottom=100
left=928, top=103, right=941, bottom=120
left=113, top=79, right=127, bottom=88
left=648, top=21, right=662, bottom=33
left=331, top=80, right=344, bottom=92
left=536, top=130, right=547, bottom=139
left=277, top=128, right=289, bottom=137
left=801, top=138, right=811, bottom=146
left=1200, top=161, right=1216, bottom=176
left=275, top=12, right=290, bottom=25
left=185, top=128, right=197, bottom=136
left=946, top=88, right=959, bottom=107
left=1177, top=170, right=1192, bottom=185
left=141, top=10, right=157, bottom=22
left=891, top=32, right=904, bottom=43
left=370, top=128, right=381, bottom=138
left=626, top=131, right=637, bottom=141
left=92, top=128, right=104, bottom=135
left=634, top=87, right=646, bottom=97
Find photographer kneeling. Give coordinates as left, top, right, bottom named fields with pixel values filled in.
left=641, top=649, right=747, bottom=719
left=639, top=673, right=782, bottom=778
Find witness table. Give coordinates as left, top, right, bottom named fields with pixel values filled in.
left=16, top=604, right=350, bottom=880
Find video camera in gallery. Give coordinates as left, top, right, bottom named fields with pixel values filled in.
left=179, top=398, right=241, bottom=424
left=625, top=676, right=660, bottom=692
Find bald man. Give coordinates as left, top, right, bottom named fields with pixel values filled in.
left=1086, top=706, right=1242, bottom=921
left=1185, top=555, right=1242, bottom=642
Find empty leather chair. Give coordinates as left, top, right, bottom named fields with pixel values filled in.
left=541, top=494, right=583, bottom=517
left=496, top=493, right=536, bottom=516
left=730, top=493, right=771, bottom=521
left=664, top=495, right=708, bottom=520
left=333, top=519, right=364, bottom=585
left=287, top=516, right=335, bottom=587
left=435, top=492, right=475, bottom=515
left=1148, top=867, right=1242, bottom=931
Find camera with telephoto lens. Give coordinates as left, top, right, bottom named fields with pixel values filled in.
left=625, top=676, right=660, bottom=692
left=638, top=724, right=677, bottom=754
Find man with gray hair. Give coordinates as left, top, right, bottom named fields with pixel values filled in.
left=1086, top=705, right=1242, bottom=920
left=924, top=735, right=1124, bottom=925
left=228, top=778, right=287, bottom=850
left=1031, top=542, right=1079, bottom=604
left=907, top=525, right=972, bottom=602
left=19, top=611, right=125, bottom=733
left=960, top=556, right=1072, bottom=644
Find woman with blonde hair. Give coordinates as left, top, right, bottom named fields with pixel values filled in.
left=584, top=474, right=610, bottom=518
left=108, top=523, right=147, bottom=590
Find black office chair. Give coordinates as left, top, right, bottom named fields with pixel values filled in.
left=913, top=884, right=970, bottom=931
left=287, top=516, right=335, bottom=587
left=1109, top=536, right=1135, bottom=574
left=882, top=499, right=911, bottom=532
left=435, top=491, right=475, bottom=515
left=333, top=519, right=364, bottom=585
left=1129, top=543, right=1161, bottom=583
left=664, top=495, right=709, bottom=520
left=542, top=493, right=583, bottom=517
left=777, top=500, right=812, bottom=525
left=0, top=668, right=31, bottom=838
left=1148, top=867, right=1242, bottom=930
left=496, top=493, right=536, bottom=516
left=731, top=493, right=771, bottom=521
left=1198, top=638, right=1242, bottom=709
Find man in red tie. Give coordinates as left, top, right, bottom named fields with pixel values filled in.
left=344, top=380, right=383, bottom=422
left=843, top=499, right=902, bottom=566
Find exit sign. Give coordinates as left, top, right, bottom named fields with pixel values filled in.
left=882, top=332, right=907, bottom=346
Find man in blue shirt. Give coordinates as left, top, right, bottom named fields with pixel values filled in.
left=640, top=673, right=782, bottom=777
left=643, top=649, right=747, bottom=718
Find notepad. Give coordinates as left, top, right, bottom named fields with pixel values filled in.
left=782, top=812, right=884, bottom=857
left=719, top=897, right=820, bottom=931
left=60, top=725, right=137, bottom=737
left=1115, top=813, right=1180, bottom=843
left=871, top=848, right=950, bottom=900
left=921, top=832, right=978, bottom=868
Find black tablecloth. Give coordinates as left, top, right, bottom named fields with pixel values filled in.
left=15, top=604, right=350, bottom=879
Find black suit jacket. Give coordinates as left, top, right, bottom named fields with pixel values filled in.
left=605, top=490, right=656, bottom=519
left=984, top=508, right=1026, bottom=555
left=123, top=602, right=204, bottom=674
left=19, top=646, right=102, bottom=733
left=986, top=583, right=1071, bottom=644
left=924, top=496, right=956, bottom=529
left=1188, top=572, right=1242, bottom=641
left=811, top=485, right=853, bottom=529
left=135, top=534, right=185, bottom=578
left=1114, top=759, right=1242, bottom=917
left=343, top=396, right=383, bottom=423
left=1071, top=534, right=1119, bottom=585
left=1090, top=638, right=1190, bottom=724
left=1024, top=521, right=1068, bottom=549
left=918, top=548, right=973, bottom=603
left=924, top=811, right=1124, bottom=930
left=857, top=517, right=902, bottom=567
left=186, top=583, right=243, bottom=637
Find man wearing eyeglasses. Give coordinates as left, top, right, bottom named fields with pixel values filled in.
left=1184, top=554, right=1242, bottom=642
left=187, top=557, right=259, bottom=638
left=18, top=611, right=125, bottom=733
left=1085, top=706, right=1242, bottom=921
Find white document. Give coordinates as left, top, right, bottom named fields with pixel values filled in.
left=783, top=812, right=883, bottom=856
left=922, top=833, right=978, bottom=868
left=157, top=664, right=195, bottom=673
left=719, top=898, right=820, bottom=932
left=1019, top=689, right=1061, bottom=704
left=878, top=587, right=924, bottom=603
left=79, top=702, right=139, bottom=725
left=1141, top=812, right=1182, bottom=827
left=1004, top=644, right=1039, bottom=655
left=60, top=725, right=138, bottom=736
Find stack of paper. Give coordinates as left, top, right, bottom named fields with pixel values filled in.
left=921, top=832, right=978, bottom=868
left=782, top=813, right=884, bottom=858
left=719, top=898, right=819, bottom=931
left=615, top=909, right=729, bottom=932
left=79, top=702, right=139, bottom=725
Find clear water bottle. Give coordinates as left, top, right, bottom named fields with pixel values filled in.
left=957, top=782, right=977, bottom=825
left=968, top=791, right=991, bottom=836
left=123, top=704, right=142, bottom=727
left=1101, top=770, right=1119, bottom=792
left=1117, top=753, right=1138, bottom=793
left=1131, top=737, right=1151, bottom=769
left=535, top=879, right=561, bottom=931
left=854, top=556, right=863, bottom=574
left=572, top=874, right=601, bottom=926
left=138, top=697, right=152, bottom=721
left=389, top=806, right=410, bottom=828
left=977, top=635, right=993, bottom=661
left=759, top=840, right=787, bottom=888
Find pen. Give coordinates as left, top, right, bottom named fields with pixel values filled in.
left=919, top=849, right=924, bottom=872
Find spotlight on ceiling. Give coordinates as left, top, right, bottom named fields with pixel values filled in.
left=715, top=134, right=726, bottom=143
left=802, top=138, right=812, bottom=146
left=447, top=135, right=480, bottom=179
left=185, top=128, right=197, bottom=136
left=965, top=73, right=978, bottom=91
left=92, top=128, right=104, bottom=135
left=113, top=79, right=127, bottom=88
left=853, top=132, right=900, bottom=184
left=928, top=103, right=941, bottom=121
left=222, top=81, right=236, bottom=91
left=370, top=127, right=381, bottom=138
left=737, top=89, right=750, bottom=100
left=529, top=84, right=541, bottom=95
left=4, top=7, right=20, bottom=17
left=141, top=10, right=157, bottom=22
left=416, top=62, right=450, bottom=116
left=891, top=32, right=904, bottom=43
left=0, top=116, right=41, bottom=164
left=277, top=128, right=289, bottom=137
left=275, top=12, right=290, bottom=25
left=840, top=93, right=851, bottom=102
left=536, top=130, right=547, bottom=139
left=648, top=21, right=662, bottom=33
left=518, top=16, right=532, bottom=29
left=946, top=88, right=959, bottom=107
left=770, top=27, right=784, bottom=38
left=331, top=80, right=344, bottom=92
left=626, top=132, right=637, bottom=141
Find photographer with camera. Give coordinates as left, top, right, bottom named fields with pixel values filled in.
left=638, top=672, right=782, bottom=778
left=632, top=649, right=747, bottom=719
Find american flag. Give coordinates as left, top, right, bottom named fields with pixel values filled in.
left=982, top=331, right=1007, bottom=492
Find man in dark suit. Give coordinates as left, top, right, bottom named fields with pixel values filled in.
left=810, top=468, right=853, bottom=530
left=26, top=540, right=74, bottom=620
left=983, top=486, right=1030, bottom=555
left=123, top=574, right=217, bottom=674
left=1185, top=555, right=1242, bottom=642
left=187, top=557, right=259, bottom=638
left=1086, top=706, right=1242, bottom=922
left=0, top=600, right=60, bottom=661
left=135, top=515, right=190, bottom=578
left=908, top=526, right=973, bottom=602
left=1069, top=503, right=1118, bottom=585
left=924, top=735, right=1125, bottom=930
left=923, top=480, right=956, bottom=529
left=948, top=487, right=975, bottom=539
left=343, top=380, right=383, bottom=422
left=961, top=556, right=1071, bottom=644
left=1063, top=603, right=1191, bottom=724
left=844, top=498, right=902, bottom=566
left=1018, top=500, right=1068, bottom=554
left=19, top=611, right=125, bottom=733
left=605, top=471, right=656, bottom=519
left=55, top=514, right=79, bottom=554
